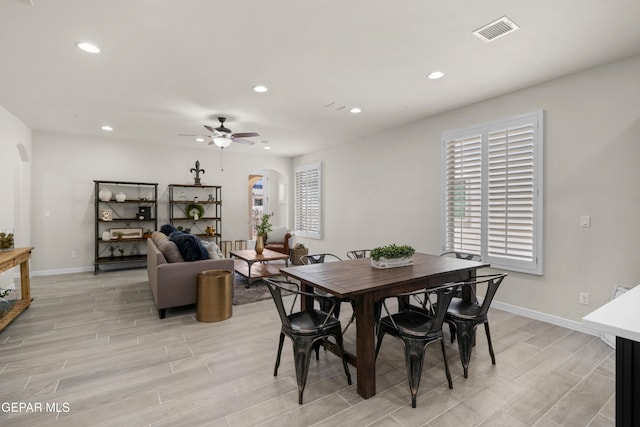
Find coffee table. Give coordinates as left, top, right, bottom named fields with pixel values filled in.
left=230, top=248, right=289, bottom=287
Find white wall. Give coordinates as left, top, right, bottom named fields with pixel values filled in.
left=30, top=132, right=291, bottom=274
left=0, top=106, right=31, bottom=287
left=293, top=54, right=640, bottom=325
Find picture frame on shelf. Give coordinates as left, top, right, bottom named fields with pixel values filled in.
left=100, top=209, right=113, bottom=221
left=110, top=228, right=143, bottom=240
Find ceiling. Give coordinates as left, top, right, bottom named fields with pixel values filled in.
left=2, top=1, right=640, bottom=157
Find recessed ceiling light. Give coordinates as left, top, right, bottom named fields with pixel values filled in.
left=428, top=71, right=445, bottom=80
left=350, top=107, right=362, bottom=114
left=77, top=42, right=100, bottom=54
left=253, top=85, right=268, bottom=93
left=101, top=125, right=113, bottom=131
left=196, top=137, right=205, bottom=142
left=264, top=146, right=272, bottom=150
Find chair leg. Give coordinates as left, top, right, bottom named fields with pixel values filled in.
left=484, top=321, right=496, bottom=365
left=292, top=337, right=316, bottom=404
left=454, top=321, right=474, bottom=378
left=440, top=339, right=453, bottom=389
left=448, top=322, right=456, bottom=343
left=375, top=330, right=385, bottom=360
left=404, top=338, right=428, bottom=408
left=333, top=333, right=352, bottom=385
left=274, top=332, right=285, bottom=376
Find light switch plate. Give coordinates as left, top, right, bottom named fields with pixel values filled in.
left=580, top=215, right=591, bottom=227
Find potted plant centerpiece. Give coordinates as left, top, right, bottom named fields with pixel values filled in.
left=370, top=243, right=416, bottom=269
left=254, top=212, right=273, bottom=254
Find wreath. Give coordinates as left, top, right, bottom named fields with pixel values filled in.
left=186, top=203, right=205, bottom=220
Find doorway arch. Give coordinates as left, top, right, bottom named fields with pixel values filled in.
left=247, top=168, right=289, bottom=239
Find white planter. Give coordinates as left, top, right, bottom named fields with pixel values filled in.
left=115, top=192, right=127, bottom=202
left=371, top=256, right=414, bottom=269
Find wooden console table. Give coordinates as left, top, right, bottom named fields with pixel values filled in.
left=0, top=247, right=34, bottom=333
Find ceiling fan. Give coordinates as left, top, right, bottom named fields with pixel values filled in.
left=179, top=117, right=261, bottom=171
left=187, top=117, right=260, bottom=148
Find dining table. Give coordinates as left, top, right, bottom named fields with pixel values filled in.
left=280, top=252, right=489, bottom=399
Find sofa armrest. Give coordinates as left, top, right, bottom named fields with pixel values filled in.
left=283, top=232, right=292, bottom=254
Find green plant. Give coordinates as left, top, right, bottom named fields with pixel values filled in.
left=370, top=244, right=415, bottom=261
left=255, top=212, right=274, bottom=236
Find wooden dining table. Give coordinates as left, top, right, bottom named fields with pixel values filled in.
left=281, top=252, right=489, bottom=399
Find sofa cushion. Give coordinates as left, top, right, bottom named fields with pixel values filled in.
left=201, top=240, right=224, bottom=259
left=156, top=238, right=184, bottom=263
left=169, top=231, right=209, bottom=261
left=266, top=226, right=287, bottom=244
left=151, top=231, right=167, bottom=245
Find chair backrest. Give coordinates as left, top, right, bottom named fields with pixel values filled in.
left=300, top=253, right=342, bottom=264
left=474, top=274, right=507, bottom=317
left=383, top=283, right=462, bottom=332
left=346, top=249, right=371, bottom=259
left=264, top=279, right=295, bottom=329
left=264, top=278, right=338, bottom=327
left=440, top=251, right=484, bottom=262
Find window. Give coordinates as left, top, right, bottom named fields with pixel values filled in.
left=442, top=111, right=543, bottom=275
left=295, top=162, right=321, bottom=239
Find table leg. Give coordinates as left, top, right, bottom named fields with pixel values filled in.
left=245, top=260, right=255, bottom=288
left=20, top=259, right=31, bottom=302
left=354, top=293, right=377, bottom=399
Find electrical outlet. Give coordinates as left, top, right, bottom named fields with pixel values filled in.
left=71, top=251, right=77, bottom=259
left=579, top=292, right=590, bottom=305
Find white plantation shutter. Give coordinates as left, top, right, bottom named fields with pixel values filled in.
left=442, top=112, right=543, bottom=275
left=295, top=162, right=321, bottom=239
left=444, top=134, right=482, bottom=254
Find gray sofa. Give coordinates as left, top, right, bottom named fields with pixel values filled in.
left=147, top=237, right=234, bottom=318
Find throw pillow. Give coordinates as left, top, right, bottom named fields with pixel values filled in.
left=160, top=224, right=177, bottom=236
left=156, top=238, right=184, bottom=263
left=267, top=226, right=287, bottom=244
left=201, top=240, right=224, bottom=259
left=169, top=231, right=209, bottom=261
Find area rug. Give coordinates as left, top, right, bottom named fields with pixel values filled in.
left=232, top=273, right=273, bottom=305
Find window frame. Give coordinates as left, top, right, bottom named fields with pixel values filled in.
left=294, top=162, right=322, bottom=239
left=441, top=111, right=544, bottom=275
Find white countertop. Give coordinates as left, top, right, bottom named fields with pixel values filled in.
left=582, top=284, right=640, bottom=342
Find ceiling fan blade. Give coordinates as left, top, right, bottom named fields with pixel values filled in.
left=204, top=125, right=216, bottom=133
left=232, top=138, right=255, bottom=145
left=232, top=132, right=259, bottom=138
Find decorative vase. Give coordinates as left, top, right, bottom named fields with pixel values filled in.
left=255, top=234, right=265, bottom=254
left=115, top=192, right=126, bottom=202
left=98, top=189, right=112, bottom=201
left=102, top=231, right=111, bottom=241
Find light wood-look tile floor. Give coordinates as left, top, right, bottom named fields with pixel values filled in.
left=0, top=270, right=615, bottom=426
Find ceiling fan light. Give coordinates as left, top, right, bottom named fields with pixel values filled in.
left=213, top=136, right=231, bottom=148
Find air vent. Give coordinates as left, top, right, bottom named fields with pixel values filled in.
left=323, top=102, right=347, bottom=111
left=473, top=16, right=519, bottom=43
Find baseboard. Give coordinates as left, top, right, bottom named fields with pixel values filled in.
left=30, top=266, right=94, bottom=277
left=491, top=299, right=599, bottom=337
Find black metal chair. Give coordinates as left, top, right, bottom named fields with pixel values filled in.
left=264, top=278, right=352, bottom=404
left=375, top=283, right=462, bottom=408
left=300, top=253, right=346, bottom=318
left=445, top=273, right=507, bottom=378
left=346, top=249, right=371, bottom=259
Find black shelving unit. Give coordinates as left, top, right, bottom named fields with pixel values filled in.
left=94, top=180, right=158, bottom=274
left=168, top=184, right=221, bottom=241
